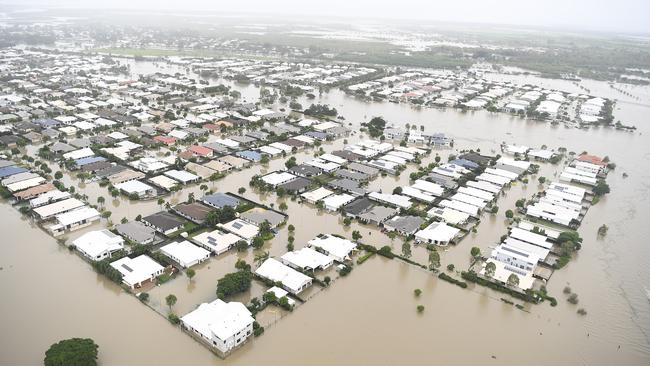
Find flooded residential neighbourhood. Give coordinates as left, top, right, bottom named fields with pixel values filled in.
left=1, top=3, right=650, bottom=366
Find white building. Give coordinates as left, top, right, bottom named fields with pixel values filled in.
left=322, top=193, right=355, bottom=211
left=181, top=299, right=254, bottom=355
left=300, top=187, right=334, bottom=204
left=218, top=219, right=259, bottom=242
left=193, top=229, right=242, bottom=255
left=261, top=172, right=297, bottom=187
left=415, top=222, right=460, bottom=246
left=307, top=234, right=357, bottom=262
left=160, top=240, right=210, bottom=268
left=110, top=255, right=165, bottom=289
left=73, top=229, right=124, bottom=261
left=115, top=180, right=156, bottom=198
left=281, top=247, right=334, bottom=271
left=255, top=258, right=312, bottom=294
left=49, top=207, right=101, bottom=237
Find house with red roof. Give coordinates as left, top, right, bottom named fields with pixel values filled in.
left=577, top=154, right=606, bottom=167
left=188, top=145, right=213, bottom=158
left=153, top=136, right=177, bottom=145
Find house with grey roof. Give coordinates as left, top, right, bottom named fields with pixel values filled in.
left=240, top=207, right=286, bottom=228
left=202, top=192, right=241, bottom=209
left=383, top=215, right=425, bottom=236
left=327, top=178, right=367, bottom=197
left=115, top=220, right=157, bottom=245
left=358, top=206, right=398, bottom=226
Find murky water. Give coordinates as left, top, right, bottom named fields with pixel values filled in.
left=1, top=60, right=649, bottom=365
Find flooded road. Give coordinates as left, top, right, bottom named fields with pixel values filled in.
left=1, top=61, right=649, bottom=365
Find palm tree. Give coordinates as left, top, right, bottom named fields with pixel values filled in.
left=186, top=268, right=196, bottom=282
left=157, top=197, right=165, bottom=209
left=96, top=196, right=105, bottom=208
left=165, top=294, right=177, bottom=310
left=254, top=251, right=270, bottom=267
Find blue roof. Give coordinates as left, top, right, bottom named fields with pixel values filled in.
left=450, top=158, right=479, bottom=170
left=202, top=193, right=240, bottom=209
left=235, top=150, right=262, bottom=162
left=75, top=156, right=106, bottom=166
left=34, top=118, right=60, bottom=128
left=305, top=131, right=328, bottom=140
left=0, top=165, right=28, bottom=178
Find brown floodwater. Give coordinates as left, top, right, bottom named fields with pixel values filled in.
left=1, top=61, right=649, bottom=365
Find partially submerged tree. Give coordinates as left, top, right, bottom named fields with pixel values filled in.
left=44, top=338, right=98, bottom=366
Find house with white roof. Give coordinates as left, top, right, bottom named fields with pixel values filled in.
left=322, top=193, right=355, bottom=211
left=300, top=187, right=334, bottom=204
left=164, top=169, right=200, bottom=184
left=255, top=258, right=312, bottom=294
left=115, top=180, right=156, bottom=198
left=427, top=207, right=470, bottom=225
left=307, top=234, right=357, bottom=262
left=181, top=299, right=254, bottom=356
left=33, top=197, right=86, bottom=220
left=62, top=147, right=94, bottom=161
left=49, top=207, right=101, bottom=236
left=281, top=247, right=334, bottom=271
left=218, top=219, right=259, bottom=242
left=368, top=192, right=412, bottom=209
left=160, top=240, right=210, bottom=268
left=110, top=255, right=165, bottom=289
left=73, top=229, right=124, bottom=261
left=193, top=229, right=242, bottom=255
left=415, top=222, right=460, bottom=246
left=261, top=172, right=297, bottom=187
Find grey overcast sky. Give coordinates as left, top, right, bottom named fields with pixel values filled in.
left=6, top=0, right=650, bottom=33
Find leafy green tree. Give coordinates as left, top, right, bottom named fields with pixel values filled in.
left=44, top=338, right=98, bottom=366
left=401, top=242, right=412, bottom=258
left=235, top=240, right=248, bottom=252
left=279, top=202, right=288, bottom=211
left=414, top=289, right=422, bottom=297
left=217, top=271, right=252, bottom=299
left=485, top=262, right=496, bottom=278
left=470, top=246, right=481, bottom=259
left=507, top=273, right=520, bottom=287
left=352, top=230, right=362, bottom=241
left=287, top=224, right=295, bottom=232
left=505, top=209, right=514, bottom=219
left=284, top=156, right=297, bottom=169
left=428, top=250, right=440, bottom=270
left=593, top=181, right=610, bottom=196
left=252, top=236, right=265, bottom=249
